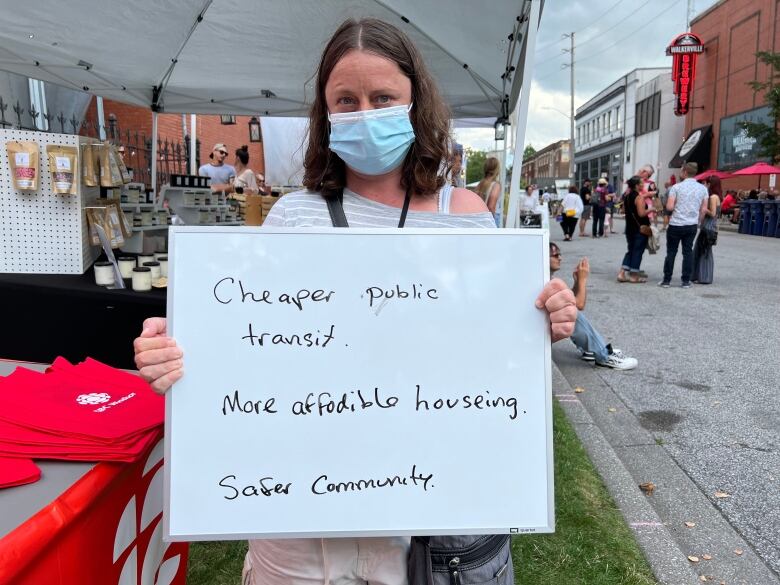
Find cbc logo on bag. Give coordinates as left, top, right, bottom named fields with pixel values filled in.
left=77, top=392, right=111, bottom=405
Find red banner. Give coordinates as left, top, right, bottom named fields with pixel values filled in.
left=667, top=33, right=704, bottom=117
left=0, top=437, right=188, bottom=585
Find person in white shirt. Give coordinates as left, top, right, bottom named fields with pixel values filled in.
left=560, top=184, right=584, bottom=241
left=521, top=185, right=538, bottom=211
left=659, top=162, right=709, bottom=288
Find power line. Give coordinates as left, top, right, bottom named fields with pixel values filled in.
left=576, top=0, right=658, bottom=50
left=534, top=0, right=628, bottom=54
left=576, top=0, right=681, bottom=65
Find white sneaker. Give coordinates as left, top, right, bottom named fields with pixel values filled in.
left=596, top=353, right=638, bottom=370
left=580, top=351, right=596, bottom=362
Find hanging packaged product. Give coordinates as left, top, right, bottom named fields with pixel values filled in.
left=6, top=141, right=39, bottom=190
left=98, top=141, right=124, bottom=187
left=81, top=143, right=99, bottom=187
left=112, top=144, right=131, bottom=184
left=86, top=206, right=125, bottom=248
left=46, top=145, right=79, bottom=194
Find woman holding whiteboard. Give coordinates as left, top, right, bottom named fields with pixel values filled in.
left=134, top=17, right=576, bottom=585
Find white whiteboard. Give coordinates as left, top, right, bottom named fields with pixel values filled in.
left=165, top=227, right=553, bottom=541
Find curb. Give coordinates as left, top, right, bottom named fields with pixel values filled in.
left=552, top=359, right=780, bottom=585
left=552, top=362, right=705, bottom=585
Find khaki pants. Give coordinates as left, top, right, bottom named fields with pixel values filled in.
left=243, top=537, right=409, bottom=585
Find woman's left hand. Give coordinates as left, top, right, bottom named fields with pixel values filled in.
left=536, top=279, right=577, bottom=342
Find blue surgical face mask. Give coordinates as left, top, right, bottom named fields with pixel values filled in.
left=328, top=104, right=415, bottom=175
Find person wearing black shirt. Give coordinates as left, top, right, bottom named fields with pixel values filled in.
left=579, top=179, right=592, bottom=237
left=617, top=176, right=650, bottom=283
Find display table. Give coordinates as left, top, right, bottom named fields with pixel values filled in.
left=0, top=360, right=187, bottom=585
left=0, top=272, right=165, bottom=369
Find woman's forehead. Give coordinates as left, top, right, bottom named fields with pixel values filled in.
left=326, top=50, right=409, bottom=90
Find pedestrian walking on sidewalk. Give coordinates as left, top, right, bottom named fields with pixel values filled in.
left=692, top=176, right=721, bottom=284
left=659, top=162, right=709, bottom=289
left=617, top=176, right=650, bottom=283
left=550, top=243, right=638, bottom=369
left=561, top=184, right=583, bottom=241
left=592, top=178, right=609, bottom=237
left=579, top=178, right=592, bottom=237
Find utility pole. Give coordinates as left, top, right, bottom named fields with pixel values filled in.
left=686, top=0, right=695, bottom=31
left=562, top=32, right=575, bottom=183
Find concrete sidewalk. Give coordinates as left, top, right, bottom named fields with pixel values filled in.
left=550, top=221, right=780, bottom=585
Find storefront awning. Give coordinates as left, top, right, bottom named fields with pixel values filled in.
left=669, top=125, right=712, bottom=168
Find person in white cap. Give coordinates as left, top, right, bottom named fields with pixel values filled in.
left=198, top=143, right=236, bottom=192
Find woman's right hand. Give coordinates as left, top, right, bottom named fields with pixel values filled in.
left=133, top=317, right=184, bottom=395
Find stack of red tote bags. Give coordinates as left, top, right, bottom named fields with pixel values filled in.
left=0, top=357, right=164, bottom=488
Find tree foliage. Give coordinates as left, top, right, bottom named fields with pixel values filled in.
left=465, top=148, right=487, bottom=185
left=742, top=51, right=780, bottom=162
left=523, top=144, right=537, bottom=161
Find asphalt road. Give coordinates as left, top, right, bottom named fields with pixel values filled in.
left=550, top=217, right=780, bottom=583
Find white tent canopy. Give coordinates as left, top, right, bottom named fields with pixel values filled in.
left=0, top=0, right=538, bottom=121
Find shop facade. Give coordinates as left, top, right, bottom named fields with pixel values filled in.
left=631, top=73, right=685, bottom=189
left=682, top=0, right=780, bottom=180
left=521, top=139, right=571, bottom=190
left=574, top=67, right=669, bottom=190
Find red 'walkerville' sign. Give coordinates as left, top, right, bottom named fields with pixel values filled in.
left=667, top=33, right=704, bottom=116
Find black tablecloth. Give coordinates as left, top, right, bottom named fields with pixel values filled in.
left=0, top=272, right=166, bottom=369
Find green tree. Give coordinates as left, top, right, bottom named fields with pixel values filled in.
left=523, top=144, right=537, bottom=161
left=465, top=148, right=487, bottom=185
left=742, top=51, right=780, bottom=162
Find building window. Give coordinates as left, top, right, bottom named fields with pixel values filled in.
left=220, top=115, right=237, bottom=125
left=635, top=91, right=661, bottom=137
left=616, top=106, right=621, bottom=130
left=607, top=111, right=612, bottom=133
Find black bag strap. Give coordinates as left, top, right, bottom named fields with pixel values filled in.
left=325, top=192, right=349, bottom=227
left=324, top=188, right=413, bottom=228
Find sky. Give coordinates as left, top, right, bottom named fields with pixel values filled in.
left=453, top=0, right=720, bottom=153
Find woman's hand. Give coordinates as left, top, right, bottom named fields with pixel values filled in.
left=133, top=317, right=184, bottom=395
left=536, top=279, right=577, bottom=342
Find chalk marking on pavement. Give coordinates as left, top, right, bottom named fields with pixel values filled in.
left=554, top=394, right=578, bottom=398
left=630, top=522, right=664, bottom=528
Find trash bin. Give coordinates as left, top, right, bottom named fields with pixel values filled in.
left=749, top=200, right=765, bottom=236
left=763, top=200, right=779, bottom=237
left=738, top=201, right=750, bottom=234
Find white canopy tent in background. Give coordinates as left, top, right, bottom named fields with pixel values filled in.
left=0, top=0, right=542, bottom=226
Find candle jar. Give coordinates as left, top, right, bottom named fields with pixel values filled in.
left=117, top=256, right=136, bottom=279
left=153, top=251, right=166, bottom=261
left=94, top=261, right=114, bottom=286
left=132, top=213, right=142, bottom=228
left=156, top=211, right=168, bottom=226
left=141, top=209, right=153, bottom=226
left=158, top=256, right=168, bottom=277
left=138, top=254, right=154, bottom=266
left=132, top=267, right=152, bottom=291
left=199, top=208, right=210, bottom=223
left=143, top=261, right=161, bottom=280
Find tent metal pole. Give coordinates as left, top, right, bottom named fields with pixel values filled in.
left=506, top=0, right=541, bottom=228
left=190, top=114, right=197, bottom=175
left=96, top=96, right=106, bottom=140
left=151, top=111, right=159, bottom=204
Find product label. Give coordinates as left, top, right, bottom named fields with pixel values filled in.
left=55, top=156, right=71, bottom=171
left=53, top=171, right=74, bottom=191
left=14, top=152, right=30, bottom=166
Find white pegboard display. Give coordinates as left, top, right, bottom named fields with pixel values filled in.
left=0, top=129, right=99, bottom=273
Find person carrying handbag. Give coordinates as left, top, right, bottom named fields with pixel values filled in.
left=617, top=176, right=650, bottom=283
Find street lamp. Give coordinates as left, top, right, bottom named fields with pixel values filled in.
left=541, top=106, right=570, bottom=119
left=248, top=116, right=262, bottom=143
left=494, top=117, right=508, bottom=141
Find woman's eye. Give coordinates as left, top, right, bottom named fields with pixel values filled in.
left=375, top=95, right=391, bottom=104
left=337, top=96, right=356, bottom=105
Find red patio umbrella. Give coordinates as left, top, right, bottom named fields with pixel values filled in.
left=694, top=169, right=732, bottom=181
left=730, top=161, right=780, bottom=189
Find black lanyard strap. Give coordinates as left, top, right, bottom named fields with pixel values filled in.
left=325, top=189, right=413, bottom=228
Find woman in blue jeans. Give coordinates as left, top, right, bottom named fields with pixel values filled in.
left=617, top=176, right=650, bottom=283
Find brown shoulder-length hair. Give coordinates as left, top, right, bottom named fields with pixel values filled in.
left=303, top=18, right=452, bottom=198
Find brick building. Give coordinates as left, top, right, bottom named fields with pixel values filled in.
left=82, top=98, right=266, bottom=183
left=521, top=139, right=571, bottom=190
left=675, top=0, right=780, bottom=187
